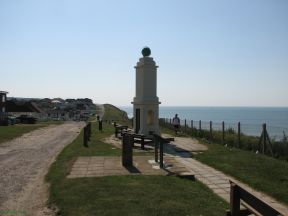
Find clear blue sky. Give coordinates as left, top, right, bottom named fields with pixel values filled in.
left=1, top=0, right=287, bottom=106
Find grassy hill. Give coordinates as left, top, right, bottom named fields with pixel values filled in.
left=102, top=104, right=130, bottom=125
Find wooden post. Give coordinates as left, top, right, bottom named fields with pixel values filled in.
left=83, top=126, right=88, bottom=147
left=238, top=122, right=241, bottom=148
left=99, top=120, right=103, bottom=131
left=122, top=133, right=133, bottom=167
left=115, top=126, right=118, bottom=138
left=230, top=183, right=240, bottom=216
left=160, top=140, right=164, bottom=168
left=184, top=119, right=187, bottom=133
left=262, top=123, right=267, bottom=154
left=191, top=120, right=193, bottom=129
left=222, top=121, right=225, bottom=144
left=141, top=136, right=144, bottom=150
left=210, top=121, right=212, bottom=139
left=88, top=122, right=91, bottom=141
left=154, top=137, right=159, bottom=162
left=199, top=120, right=202, bottom=131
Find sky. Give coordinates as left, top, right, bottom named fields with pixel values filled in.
left=0, top=0, right=287, bottom=107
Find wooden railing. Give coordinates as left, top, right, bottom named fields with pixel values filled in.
left=227, top=180, right=283, bottom=216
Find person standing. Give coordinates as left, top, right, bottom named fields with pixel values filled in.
left=172, top=114, right=180, bottom=134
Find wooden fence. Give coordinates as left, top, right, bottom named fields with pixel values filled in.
left=160, top=118, right=275, bottom=156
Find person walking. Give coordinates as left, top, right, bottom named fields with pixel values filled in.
left=172, top=114, right=180, bottom=134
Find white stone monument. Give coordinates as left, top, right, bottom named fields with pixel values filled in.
left=132, top=47, right=160, bottom=136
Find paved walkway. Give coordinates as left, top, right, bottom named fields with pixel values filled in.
left=68, top=156, right=166, bottom=178
left=166, top=136, right=288, bottom=216
left=68, top=155, right=191, bottom=178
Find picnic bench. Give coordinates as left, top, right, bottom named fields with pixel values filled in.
left=113, top=123, right=153, bottom=149
left=150, top=132, right=174, bottom=168
left=114, top=124, right=129, bottom=138
left=226, top=180, right=284, bottom=216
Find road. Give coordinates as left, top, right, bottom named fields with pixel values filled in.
left=0, top=121, right=85, bottom=216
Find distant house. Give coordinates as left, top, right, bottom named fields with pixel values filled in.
left=47, top=108, right=70, bottom=120
left=6, top=100, right=46, bottom=118
left=0, top=91, right=8, bottom=113
left=0, top=91, right=8, bottom=124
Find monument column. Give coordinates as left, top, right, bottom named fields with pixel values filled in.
left=132, top=47, right=160, bottom=136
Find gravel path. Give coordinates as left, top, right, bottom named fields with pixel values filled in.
left=0, top=121, right=85, bottom=216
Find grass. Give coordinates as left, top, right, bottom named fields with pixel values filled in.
left=194, top=143, right=288, bottom=205
left=161, top=125, right=288, bottom=205
left=46, top=121, right=229, bottom=215
left=102, top=104, right=131, bottom=126
left=160, top=120, right=288, bottom=160
left=0, top=121, right=63, bottom=144
left=48, top=176, right=228, bottom=216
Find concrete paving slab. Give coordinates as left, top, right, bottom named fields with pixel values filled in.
left=68, top=155, right=192, bottom=179
left=163, top=135, right=288, bottom=215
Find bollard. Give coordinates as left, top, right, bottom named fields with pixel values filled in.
left=159, top=140, right=164, bottom=168
left=141, top=136, right=145, bottom=150
left=87, top=122, right=91, bottom=141
left=99, top=120, right=103, bottom=131
left=222, top=121, right=225, bottom=144
left=115, top=126, right=118, bottom=138
left=262, top=123, right=267, bottom=154
left=154, top=137, right=159, bottom=163
left=184, top=119, right=187, bottom=133
left=209, top=121, right=212, bottom=140
left=83, top=126, right=88, bottom=147
left=238, top=122, right=241, bottom=148
left=122, top=133, right=133, bottom=167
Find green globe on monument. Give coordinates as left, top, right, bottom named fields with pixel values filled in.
left=142, top=47, right=151, bottom=57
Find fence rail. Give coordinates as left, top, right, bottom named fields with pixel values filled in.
left=163, top=118, right=287, bottom=141
left=160, top=118, right=288, bottom=159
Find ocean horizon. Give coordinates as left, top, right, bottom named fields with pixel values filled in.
left=120, top=106, right=288, bottom=140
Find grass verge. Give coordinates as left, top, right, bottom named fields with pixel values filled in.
left=0, top=121, right=63, bottom=144
left=194, top=142, right=288, bottom=205
left=46, top=122, right=228, bottom=215
left=161, top=126, right=288, bottom=205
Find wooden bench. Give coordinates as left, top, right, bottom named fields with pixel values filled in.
left=132, top=133, right=154, bottom=150
left=114, top=124, right=129, bottom=138
left=113, top=124, right=153, bottom=149
left=150, top=132, right=175, bottom=168
left=226, top=180, right=283, bottom=216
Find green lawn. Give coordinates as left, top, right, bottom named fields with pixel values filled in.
left=194, top=143, right=288, bottom=205
left=161, top=126, right=288, bottom=205
left=49, top=176, right=228, bottom=216
left=102, top=104, right=131, bottom=126
left=46, top=122, right=229, bottom=216
left=0, top=122, right=63, bottom=144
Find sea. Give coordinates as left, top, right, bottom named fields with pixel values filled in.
left=120, top=106, right=288, bottom=141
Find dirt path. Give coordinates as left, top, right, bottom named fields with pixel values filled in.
left=0, top=121, right=85, bottom=216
